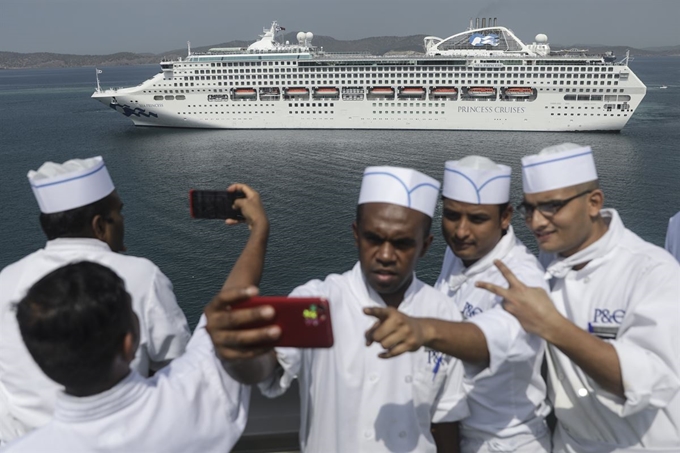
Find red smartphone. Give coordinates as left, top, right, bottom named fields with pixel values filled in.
left=235, top=297, right=334, bottom=348
left=189, top=189, right=246, bottom=220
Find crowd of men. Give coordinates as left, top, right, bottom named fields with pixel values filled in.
left=0, top=142, right=678, bottom=453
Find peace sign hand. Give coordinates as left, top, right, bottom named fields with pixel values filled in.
left=475, top=260, right=563, bottom=340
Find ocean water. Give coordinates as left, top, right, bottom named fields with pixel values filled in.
left=1, top=58, right=679, bottom=445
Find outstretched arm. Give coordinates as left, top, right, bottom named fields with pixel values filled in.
left=363, top=308, right=490, bottom=366
left=476, top=260, right=624, bottom=398
left=221, top=183, right=269, bottom=290
left=204, top=184, right=280, bottom=384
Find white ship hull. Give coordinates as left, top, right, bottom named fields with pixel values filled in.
left=92, top=21, right=646, bottom=132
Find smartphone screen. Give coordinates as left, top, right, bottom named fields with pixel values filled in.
left=189, top=190, right=246, bottom=220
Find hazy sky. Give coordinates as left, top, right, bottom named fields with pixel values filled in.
left=2, top=0, right=679, bottom=54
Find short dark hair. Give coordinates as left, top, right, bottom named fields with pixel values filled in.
left=356, top=204, right=433, bottom=236
left=39, top=193, right=117, bottom=240
left=15, top=261, right=133, bottom=389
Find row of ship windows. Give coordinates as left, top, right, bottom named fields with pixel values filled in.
left=151, top=87, right=624, bottom=94
left=180, top=110, right=625, bottom=118
left=171, top=73, right=619, bottom=81
left=150, top=80, right=621, bottom=91
left=179, top=69, right=618, bottom=77
left=551, top=113, right=628, bottom=117
left=151, top=89, right=628, bottom=102
left=175, top=62, right=616, bottom=73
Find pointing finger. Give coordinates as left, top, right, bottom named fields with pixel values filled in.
left=363, top=307, right=391, bottom=321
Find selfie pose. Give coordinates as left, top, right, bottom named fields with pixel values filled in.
left=478, top=143, right=680, bottom=452
left=0, top=157, right=190, bottom=444
left=363, top=157, right=551, bottom=453
left=1, top=182, right=269, bottom=452
left=208, top=166, right=470, bottom=453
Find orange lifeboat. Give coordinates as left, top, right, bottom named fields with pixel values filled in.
left=233, top=88, right=257, bottom=99
left=399, top=87, right=426, bottom=98
left=505, top=87, right=534, bottom=98
left=467, top=87, right=496, bottom=98
left=315, top=87, right=340, bottom=98
left=432, top=87, right=458, bottom=97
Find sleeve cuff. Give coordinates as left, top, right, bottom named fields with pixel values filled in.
left=600, top=340, right=680, bottom=417
left=257, top=347, right=302, bottom=398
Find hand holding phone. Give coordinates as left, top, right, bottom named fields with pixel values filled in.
left=234, top=297, right=334, bottom=348
left=190, top=189, right=246, bottom=220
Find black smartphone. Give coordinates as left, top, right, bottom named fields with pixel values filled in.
left=189, top=189, right=246, bottom=220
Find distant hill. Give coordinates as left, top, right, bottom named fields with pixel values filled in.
left=1, top=35, right=678, bottom=69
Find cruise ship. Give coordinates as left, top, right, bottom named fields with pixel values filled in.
left=92, top=19, right=646, bottom=131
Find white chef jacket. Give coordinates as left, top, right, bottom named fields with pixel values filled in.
left=259, top=262, right=470, bottom=453
left=434, top=226, right=551, bottom=453
left=0, top=238, right=191, bottom=443
left=1, top=316, right=250, bottom=453
left=540, top=209, right=680, bottom=453
left=665, top=211, right=680, bottom=263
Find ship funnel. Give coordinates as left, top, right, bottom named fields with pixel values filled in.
left=494, top=17, right=497, bottom=26
left=488, top=18, right=492, bottom=27
left=482, top=18, right=486, bottom=28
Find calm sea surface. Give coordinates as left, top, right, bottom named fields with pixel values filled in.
left=2, top=58, right=679, bottom=325
left=1, top=58, right=679, bottom=443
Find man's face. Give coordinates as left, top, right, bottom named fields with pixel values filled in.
left=441, top=198, right=510, bottom=266
left=353, top=203, right=432, bottom=300
left=103, top=191, right=126, bottom=253
left=522, top=186, right=599, bottom=256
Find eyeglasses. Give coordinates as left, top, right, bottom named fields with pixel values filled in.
left=517, top=189, right=593, bottom=218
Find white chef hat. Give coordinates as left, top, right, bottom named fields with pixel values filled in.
left=358, top=166, right=441, bottom=218
left=443, top=156, right=511, bottom=204
left=27, top=156, right=115, bottom=214
left=521, top=143, right=598, bottom=194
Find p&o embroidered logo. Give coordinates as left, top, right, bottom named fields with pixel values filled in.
left=588, top=308, right=625, bottom=339
left=462, top=302, right=483, bottom=319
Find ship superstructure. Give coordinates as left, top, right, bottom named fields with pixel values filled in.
left=92, top=19, right=646, bottom=131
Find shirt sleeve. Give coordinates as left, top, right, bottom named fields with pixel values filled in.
left=257, top=280, right=326, bottom=399
left=431, top=301, right=470, bottom=423
left=160, top=315, right=251, bottom=449
left=144, top=268, right=191, bottom=370
left=466, top=263, right=548, bottom=377
left=595, top=261, right=680, bottom=417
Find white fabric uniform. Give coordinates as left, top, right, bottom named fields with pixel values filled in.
left=0, top=238, right=191, bottom=443
left=540, top=209, right=680, bottom=453
left=434, top=226, right=551, bottom=453
left=1, top=317, right=250, bottom=453
left=259, top=262, right=470, bottom=453
left=665, top=211, right=680, bottom=263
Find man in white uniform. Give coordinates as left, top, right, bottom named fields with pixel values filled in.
left=477, top=143, right=680, bottom=452
left=211, top=167, right=470, bottom=452
left=0, top=157, right=190, bottom=444
left=665, top=211, right=680, bottom=262
left=2, top=182, right=269, bottom=452
left=364, top=157, right=550, bottom=453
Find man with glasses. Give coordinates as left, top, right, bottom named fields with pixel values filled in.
left=364, top=156, right=551, bottom=453
left=477, top=143, right=680, bottom=452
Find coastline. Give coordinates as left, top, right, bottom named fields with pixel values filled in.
left=2, top=37, right=679, bottom=70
